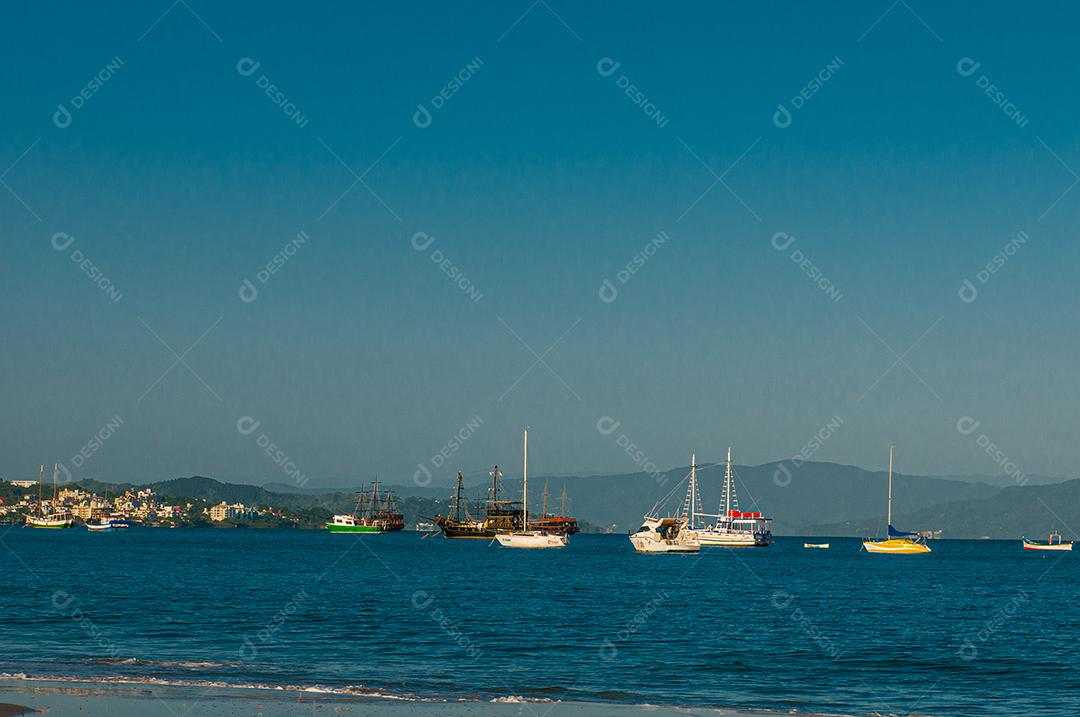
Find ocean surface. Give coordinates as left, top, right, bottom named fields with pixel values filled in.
left=2, top=528, right=1077, bottom=717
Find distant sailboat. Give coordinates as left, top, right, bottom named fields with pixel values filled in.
left=862, top=446, right=931, bottom=555
left=495, top=430, right=568, bottom=549
left=25, top=464, right=74, bottom=529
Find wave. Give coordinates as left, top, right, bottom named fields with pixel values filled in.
left=0, top=673, right=439, bottom=703
left=88, top=658, right=243, bottom=669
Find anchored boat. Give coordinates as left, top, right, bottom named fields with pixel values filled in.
left=628, top=461, right=700, bottom=554
left=495, top=430, right=568, bottom=548
left=433, top=468, right=521, bottom=538
left=862, top=446, right=931, bottom=555
left=24, top=464, right=74, bottom=529
left=1022, top=532, right=1073, bottom=551
left=326, top=479, right=404, bottom=534
left=683, top=448, right=772, bottom=547
left=804, top=543, right=830, bottom=549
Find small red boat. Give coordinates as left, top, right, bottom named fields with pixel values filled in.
left=1022, top=532, right=1073, bottom=551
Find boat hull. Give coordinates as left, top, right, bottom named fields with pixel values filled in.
left=629, top=534, right=699, bottom=553
left=804, top=543, right=830, bottom=549
left=495, top=532, right=568, bottom=548
left=690, top=530, right=771, bottom=547
left=1023, top=540, right=1072, bottom=551
left=863, top=539, right=932, bottom=554
left=25, top=515, right=74, bottom=529
left=325, top=523, right=386, bottom=534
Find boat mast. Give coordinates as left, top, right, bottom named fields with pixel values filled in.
left=38, top=464, right=44, bottom=516
left=454, top=471, right=465, bottom=520
left=887, top=444, right=893, bottom=530
left=690, top=454, right=696, bottom=527
left=542, top=480, right=548, bottom=516
left=522, top=429, right=528, bottom=531
left=561, top=484, right=567, bottom=516
left=52, top=463, right=58, bottom=514
left=724, top=447, right=732, bottom=517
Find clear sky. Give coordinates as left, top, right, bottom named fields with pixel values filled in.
left=2, top=1, right=1078, bottom=488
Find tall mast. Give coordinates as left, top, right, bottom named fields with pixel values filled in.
left=887, top=444, right=893, bottom=529
left=52, top=463, right=58, bottom=513
left=561, top=484, right=567, bottom=516
left=724, top=447, right=732, bottom=517
left=454, top=472, right=465, bottom=520
left=690, top=454, right=696, bottom=527
left=542, top=480, right=548, bottom=516
left=38, top=464, right=44, bottom=516
left=522, top=429, right=528, bottom=530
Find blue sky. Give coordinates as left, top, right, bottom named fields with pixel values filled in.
left=2, top=1, right=1078, bottom=487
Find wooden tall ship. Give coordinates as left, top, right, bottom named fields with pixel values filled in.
left=433, top=467, right=578, bottom=539
left=326, top=479, right=404, bottom=534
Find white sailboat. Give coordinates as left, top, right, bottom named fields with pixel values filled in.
left=495, top=430, right=568, bottom=549
left=24, top=464, right=74, bottom=529
left=684, top=448, right=772, bottom=547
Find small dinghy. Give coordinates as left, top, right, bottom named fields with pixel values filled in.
left=804, top=543, right=829, bottom=549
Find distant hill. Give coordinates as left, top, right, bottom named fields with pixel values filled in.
left=514, top=461, right=1000, bottom=533
left=805, top=478, right=1080, bottom=539
left=54, top=460, right=1069, bottom=537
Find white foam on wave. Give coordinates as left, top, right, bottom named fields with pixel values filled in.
left=0, top=673, right=443, bottom=703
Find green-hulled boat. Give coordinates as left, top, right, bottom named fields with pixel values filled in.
left=325, top=479, right=404, bottom=534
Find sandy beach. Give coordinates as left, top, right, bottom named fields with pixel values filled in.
left=0, top=679, right=801, bottom=717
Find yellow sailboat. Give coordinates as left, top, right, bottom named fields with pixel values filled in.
left=863, top=446, right=931, bottom=555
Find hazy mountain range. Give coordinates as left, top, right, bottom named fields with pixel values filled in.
left=60, top=459, right=1075, bottom=539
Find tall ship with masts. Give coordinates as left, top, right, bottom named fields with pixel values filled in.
left=433, top=467, right=522, bottom=538
left=684, top=448, right=772, bottom=547
left=325, top=479, right=404, bottom=534
left=24, top=464, right=74, bottom=529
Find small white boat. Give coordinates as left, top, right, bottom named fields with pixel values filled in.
left=804, top=543, right=830, bottom=549
left=495, top=430, right=567, bottom=549
left=86, top=514, right=129, bottom=532
left=1022, top=533, right=1072, bottom=551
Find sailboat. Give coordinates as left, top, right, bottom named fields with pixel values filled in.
left=862, top=445, right=931, bottom=554
left=495, top=430, right=568, bottom=548
left=432, top=467, right=523, bottom=538
left=24, top=464, right=74, bottom=529
left=684, top=448, right=772, bottom=547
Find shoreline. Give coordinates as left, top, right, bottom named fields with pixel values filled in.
left=0, top=676, right=833, bottom=717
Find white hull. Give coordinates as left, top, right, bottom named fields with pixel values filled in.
left=1023, top=541, right=1072, bottom=551
left=804, top=543, right=830, bottom=549
left=689, top=529, right=764, bottom=547
left=629, top=534, right=699, bottom=553
left=496, top=531, right=567, bottom=549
